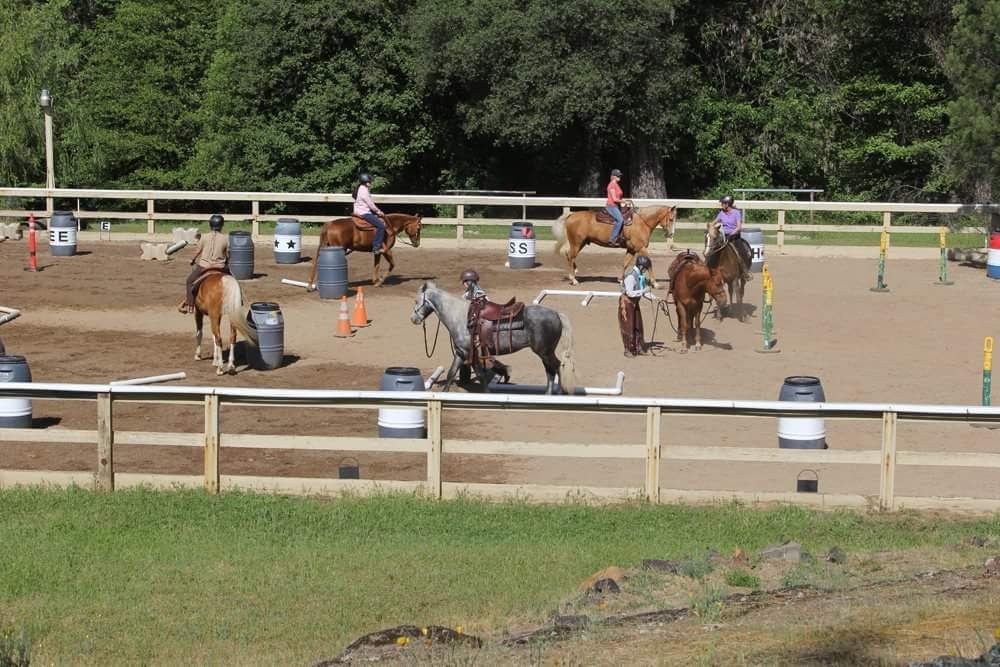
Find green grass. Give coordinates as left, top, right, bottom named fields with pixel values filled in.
left=1, top=488, right=997, bottom=664
left=724, top=569, right=762, bottom=590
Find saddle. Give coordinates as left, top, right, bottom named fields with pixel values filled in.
left=667, top=251, right=703, bottom=284
left=192, top=268, right=227, bottom=293
left=352, top=215, right=378, bottom=231
left=595, top=205, right=635, bottom=226
left=467, top=297, right=525, bottom=362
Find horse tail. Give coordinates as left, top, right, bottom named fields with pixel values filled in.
left=553, top=212, right=569, bottom=258
left=221, top=275, right=257, bottom=347
left=556, top=312, right=578, bottom=394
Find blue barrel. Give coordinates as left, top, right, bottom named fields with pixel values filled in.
left=317, top=246, right=348, bottom=299
left=508, top=221, right=536, bottom=269
left=0, top=355, right=32, bottom=428
left=228, top=231, right=254, bottom=280
left=988, top=233, right=1000, bottom=279
left=245, top=302, right=284, bottom=370
left=48, top=211, right=78, bottom=256
left=777, top=376, right=828, bottom=449
left=378, top=367, right=426, bottom=438
left=743, top=227, right=765, bottom=273
left=274, top=218, right=302, bottom=264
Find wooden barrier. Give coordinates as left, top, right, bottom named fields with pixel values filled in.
left=0, top=384, right=999, bottom=512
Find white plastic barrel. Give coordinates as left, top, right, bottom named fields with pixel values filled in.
left=377, top=367, right=426, bottom=438
left=777, top=376, right=827, bottom=449
left=0, top=355, right=32, bottom=428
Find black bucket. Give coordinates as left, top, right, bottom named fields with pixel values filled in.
left=796, top=469, right=819, bottom=493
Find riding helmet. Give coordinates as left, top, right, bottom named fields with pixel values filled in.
left=209, top=214, right=224, bottom=230
left=359, top=172, right=372, bottom=184
left=720, top=195, right=735, bottom=207
left=460, top=269, right=479, bottom=283
left=611, top=168, right=623, bottom=178
left=635, top=255, right=652, bottom=271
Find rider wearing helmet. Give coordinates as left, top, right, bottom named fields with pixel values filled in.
left=619, top=254, right=656, bottom=357
left=714, top=194, right=752, bottom=281
left=606, top=168, right=625, bottom=246
left=353, top=172, right=388, bottom=256
left=461, top=269, right=487, bottom=302
left=179, top=214, right=230, bottom=314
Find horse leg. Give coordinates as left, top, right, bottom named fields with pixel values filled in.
left=694, top=305, right=703, bottom=351
left=442, top=355, right=464, bottom=392
left=541, top=352, right=561, bottom=395
left=194, top=310, right=204, bottom=360
left=566, top=244, right=580, bottom=285
left=738, top=277, right=746, bottom=322
left=620, top=250, right=634, bottom=283
left=210, top=315, right=224, bottom=373
left=226, top=323, right=237, bottom=374
left=676, top=303, right=688, bottom=351
left=307, top=235, right=324, bottom=291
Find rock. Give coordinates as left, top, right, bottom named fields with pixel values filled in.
left=642, top=559, right=681, bottom=574
left=966, top=536, right=991, bottom=548
left=552, top=615, right=590, bottom=630
left=592, top=578, right=620, bottom=594
left=909, top=642, right=1000, bottom=666
left=759, top=542, right=803, bottom=563
left=985, top=556, right=1000, bottom=576
left=825, top=546, right=846, bottom=564
left=578, top=566, right=626, bottom=592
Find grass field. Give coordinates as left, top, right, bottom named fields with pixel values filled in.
left=1, top=487, right=998, bottom=665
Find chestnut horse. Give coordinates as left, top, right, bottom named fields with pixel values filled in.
left=307, top=213, right=422, bottom=287
left=668, top=253, right=728, bottom=352
left=553, top=205, right=676, bottom=287
left=192, top=272, right=258, bottom=375
left=704, top=221, right=752, bottom=321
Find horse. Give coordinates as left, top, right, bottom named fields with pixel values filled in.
left=307, top=213, right=422, bottom=288
left=668, top=253, right=728, bottom=352
left=704, top=221, right=752, bottom=321
left=191, top=272, right=258, bottom=374
left=410, top=282, right=577, bottom=395
left=553, top=205, right=676, bottom=287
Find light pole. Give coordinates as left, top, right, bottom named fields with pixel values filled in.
left=38, top=88, right=54, bottom=215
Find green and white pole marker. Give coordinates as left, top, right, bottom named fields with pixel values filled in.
left=935, top=226, right=954, bottom=286
left=870, top=231, right=890, bottom=292
left=755, top=264, right=780, bottom=354
left=984, top=336, right=994, bottom=407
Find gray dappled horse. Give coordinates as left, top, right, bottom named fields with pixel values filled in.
left=410, top=282, right=577, bottom=394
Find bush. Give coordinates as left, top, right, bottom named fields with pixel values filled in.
left=725, top=569, right=761, bottom=590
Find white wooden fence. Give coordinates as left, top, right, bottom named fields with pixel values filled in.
left=2, top=382, right=999, bottom=513
left=2, top=187, right=997, bottom=252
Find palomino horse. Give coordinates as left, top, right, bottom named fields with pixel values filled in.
left=668, top=252, right=728, bottom=352
left=553, top=205, right=676, bottom=287
left=307, top=213, right=422, bottom=288
left=192, top=272, right=258, bottom=375
left=704, top=221, right=752, bottom=321
left=410, top=282, right=577, bottom=394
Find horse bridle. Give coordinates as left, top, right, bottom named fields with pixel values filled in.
left=704, top=223, right=730, bottom=258
left=413, top=288, right=442, bottom=358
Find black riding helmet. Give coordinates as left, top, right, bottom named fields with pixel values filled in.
left=635, top=255, right=652, bottom=271
left=209, top=214, right=224, bottom=231
left=720, top=195, right=735, bottom=207
left=359, top=173, right=372, bottom=184
left=461, top=269, right=479, bottom=283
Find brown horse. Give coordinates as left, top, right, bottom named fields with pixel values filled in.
left=553, top=205, right=676, bottom=287
left=668, top=252, right=728, bottom=352
left=192, top=272, right=258, bottom=375
left=307, top=213, right=423, bottom=287
left=704, top=221, right=752, bottom=321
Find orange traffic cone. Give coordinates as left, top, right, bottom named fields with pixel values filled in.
left=334, top=296, right=354, bottom=338
left=351, top=287, right=370, bottom=327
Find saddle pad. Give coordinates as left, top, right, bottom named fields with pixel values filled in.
left=192, top=269, right=226, bottom=290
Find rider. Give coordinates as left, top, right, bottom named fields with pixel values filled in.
left=461, top=269, right=487, bottom=304
left=619, top=255, right=657, bottom=357
left=715, top=194, right=752, bottom=281
left=606, top=168, right=625, bottom=246
left=179, top=214, right=229, bottom=314
left=353, top=172, right=387, bottom=257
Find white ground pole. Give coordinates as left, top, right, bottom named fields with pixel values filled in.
left=110, top=372, right=188, bottom=386
left=165, top=240, right=188, bottom=255
left=0, top=306, right=22, bottom=327
left=489, top=370, right=626, bottom=396
left=532, top=289, right=622, bottom=306
left=281, top=278, right=314, bottom=290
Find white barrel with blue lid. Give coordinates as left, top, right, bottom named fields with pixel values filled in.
left=0, top=355, right=32, bottom=428
left=273, top=218, right=302, bottom=264
left=48, top=211, right=78, bottom=256
left=777, top=376, right=827, bottom=449
left=378, top=367, right=426, bottom=438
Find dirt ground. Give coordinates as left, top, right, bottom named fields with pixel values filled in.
left=1, top=238, right=999, bottom=500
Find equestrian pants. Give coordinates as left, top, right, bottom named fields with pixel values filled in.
left=185, top=266, right=206, bottom=308
left=362, top=213, right=386, bottom=253
left=607, top=205, right=624, bottom=240
left=618, top=295, right=645, bottom=355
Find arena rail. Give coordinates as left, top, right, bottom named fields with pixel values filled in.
left=2, top=382, right=1000, bottom=513
left=2, top=187, right=997, bottom=253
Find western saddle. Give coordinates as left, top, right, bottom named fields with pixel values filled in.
left=595, top=202, right=636, bottom=226
left=667, top=250, right=703, bottom=284
left=467, top=297, right=525, bottom=363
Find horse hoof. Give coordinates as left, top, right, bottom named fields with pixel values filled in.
left=694, top=344, right=702, bottom=351
left=679, top=348, right=688, bottom=354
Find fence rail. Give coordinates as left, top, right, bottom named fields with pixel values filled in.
left=2, top=383, right=999, bottom=513
left=2, top=187, right=997, bottom=252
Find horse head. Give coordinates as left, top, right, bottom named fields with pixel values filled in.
left=657, top=206, right=677, bottom=237
left=706, top=267, right=729, bottom=319
left=704, top=220, right=723, bottom=256
left=401, top=214, right=422, bottom=248
left=410, top=281, right=436, bottom=324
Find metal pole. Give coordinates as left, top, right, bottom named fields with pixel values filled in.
left=44, top=109, right=54, bottom=215
left=935, top=226, right=953, bottom=286
left=755, top=264, right=779, bottom=354
left=984, top=337, right=993, bottom=407
left=871, top=231, right=890, bottom=292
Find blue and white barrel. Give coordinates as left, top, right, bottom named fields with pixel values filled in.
left=777, top=376, right=828, bottom=449
left=507, top=221, right=536, bottom=269
left=273, top=218, right=302, bottom=264
left=988, top=233, right=1000, bottom=279
left=0, top=355, right=32, bottom=428
left=48, top=211, right=78, bottom=256
left=743, top=227, right=765, bottom=273
left=378, top=367, right=427, bottom=438
left=316, top=246, right=348, bottom=299
left=228, top=231, right=255, bottom=280
left=246, top=302, right=284, bottom=370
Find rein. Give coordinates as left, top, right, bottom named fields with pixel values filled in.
left=422, top=316, right=442, bottom=358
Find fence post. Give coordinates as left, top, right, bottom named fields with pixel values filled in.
left=777, top=210, right=785, bottom=254
left=427, top=399, right=442, bottom=499
left=644, top=407, right=661, bottom=503
left=204, top=394, right=220, bottom=494
left=96, top=392, right=114, bottom=492
left=456, top=204, right=465, bottom=247
left=251, top=200, right=260, bottom=241
left=879, top=411, right=897, bottom=511
left=146, top=199, right=155, bottom=237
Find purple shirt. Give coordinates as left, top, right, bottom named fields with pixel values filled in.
left=353, top=184, right=382, bottom=216
left=715, top=208, right=742, bottom=235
